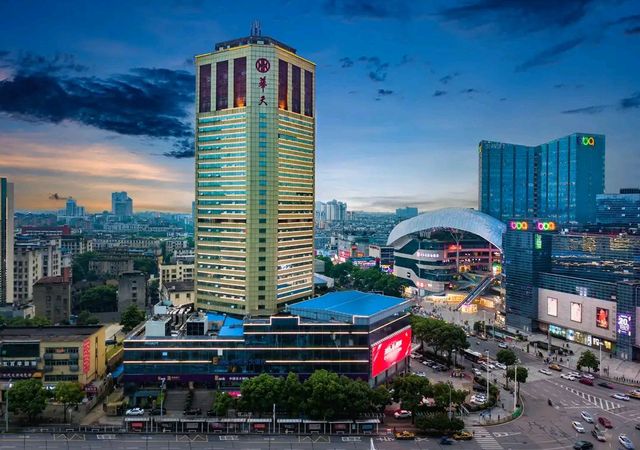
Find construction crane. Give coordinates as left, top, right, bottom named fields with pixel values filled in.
left=49, top=193, right=71, bottom=201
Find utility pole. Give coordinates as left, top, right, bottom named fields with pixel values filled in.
left=485, top=350, right=489, bottom=410
left=5, top=378, right=11, bottom=433
left=513, top=365, right=518, bottom=413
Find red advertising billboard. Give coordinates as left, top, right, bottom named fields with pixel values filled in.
left=82, top=338, right=91, bottom=375
left=371, top=327, right=412, bottom=378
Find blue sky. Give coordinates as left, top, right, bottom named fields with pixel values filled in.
left=0, top=0, right=638, bottom=212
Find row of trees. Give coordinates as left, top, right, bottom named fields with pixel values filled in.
left=215, top=371, right=391, bottom=420
left=411, top=316, right=469, bottom=363
left=8, top=379, right=84, bottom=424
left=316, top=258, right=407, bottom=297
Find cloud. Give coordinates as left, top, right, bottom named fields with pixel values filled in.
left=377, top=89, right=393, bottom=96
left=163, top=139, right=195, bottom=158
left=396, top=55, right=413, bottom=66
left=627, top=26, right=640, bottom=35
left=433, top=90, right=447, bottom=97
left=0, top=51, right=88, bottom=74
left=459, top=88, right=481, bottom=94
left=348, top=195, right=476, bottom=212
left=358, top=56, right=389, bottom=81
left=323, top=0, right=411, bottom=19
left=0, top=51, right=194, bottom=157
left=562, top=105, right=608, bottom=114
left=339, top=57, right=354, bottom=68
left=606, top=13, right=640, bottom=35
left=620, top=92, right=640, bottom=109
left=439, top=0, right=596, bottom=33
left=439, top=72, right=459, bottom=84
left=516, top=37, right=586, bottom=71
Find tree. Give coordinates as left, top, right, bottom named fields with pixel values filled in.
left=280, top=373, right=305, bottom=416
left=316, top=256, right=334, bottom=276
left=415, top=413, right=464, bottom=433
left=496, top=349, right=517, bottom=367
left=8, top=379, right=48, bottom=423
left=302, top=370, right=347, bottom=420
left=430, top=382, right=468, bottom=410
left=211, top=392, right=235, bottom=417
left=240, top=373, right=282, bottom=414
left=148, top=279, right=159, bottom=305
left=120, top=304, right=146, bottom=332
left=77, top=310, right=99, bottom=326
left=133, top=258, right=158, bottom=276
left=577, top=350, right=599, bottom=372
left=506, top=366, right=528, bottom=384
left=391, top=374, right=432, bottom=416
left=6, top=316, right=51, bottom=327
left=473, top=320, right=485, bottom=334
left=54, top=382, right=84, bottom=423
left=77, top=285, right=117, bottom=313
left=72, top=252, right=98, bottom=281
left=370, top=385, right=392, bottom=411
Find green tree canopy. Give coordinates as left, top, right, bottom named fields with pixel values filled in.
left=133, top=257, right=158, bottom=276
left=78, top=285, right=117, bottom=313
left=506, top=366, right=528, bottom=384
left=496, top=349, right=517, bottom=366
left=577, top=350, right=599, bottom=372
left=240, top=373, right=283, bottom=414
left=302, top=370, right=346, bottom=420
left=72, top=252, right=98, bottom=281
left=120, top=304, right=146, bottom=332
left=415, top=413, right=464, bottom=433
left=8, top=379, right=48, bottom=423
left=54, top=382, right=84, bottom=423
left=76, top=310, right=99, bottom=326
left=211, top=392, right=236, bottom=417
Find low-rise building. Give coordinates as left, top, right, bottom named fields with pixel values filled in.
left=13, top=237, right=62, bottom=304
left=33, top=276, right=71, bottom=324
left=118, top=271, right=147, bottom=311
left=160, top=280, right=194, bottom=307
left=159, top=261, right=194, bottom=288
left=0, top=326, right=106, bottom=387
left=89, top=257, right=134, bottom=278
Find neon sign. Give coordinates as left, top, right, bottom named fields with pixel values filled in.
left=535, top=221, right=556, bottom=231
left=581, top=136, right=595, bottom=146
left=509, top=221, right=528, bottom=230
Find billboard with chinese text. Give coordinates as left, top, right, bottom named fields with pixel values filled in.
left=371, top=327, right=412, bottom=378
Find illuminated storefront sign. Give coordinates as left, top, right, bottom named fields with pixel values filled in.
left=535, top=221, right=556, bottom=231
left=535, top=234, right=542, bottom=250
left=548, top=324, right=613, bottom=350
left=416, top=251, right=439, bottom=259
left=596, top=308, right=609, bottom=330
left=82, top=339, right=91, bottom=375
left=617, top=313, right=632, bottom=337
left=371, top=327, right=412, bottom=378
left=509, top=220, right=556, bottom=232
left=581, top=136, right=595, bottom=146
left=509, top=221, right=528, bottom=230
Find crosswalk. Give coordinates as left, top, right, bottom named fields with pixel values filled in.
left=551, top=381, right=621, bottom=411
left=472, top=427, right=503, bottom=450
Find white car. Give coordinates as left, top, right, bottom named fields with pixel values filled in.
left=470, top=395, right=487, bottom=405
left=125, top=408, right=145, bottom=416
left=568, top=371, right=580, bottom=377
left=539, top=368, right=552, bottom=376
left=494, top=362, right=506, bottom=370
left=561, top=373, right=576, bottom=381
left=580, top=411, right=593, bottom=423
left=572, top=421, right=585, bottom=433
left=612, top=393, right=631, bottom=401
left=498, top=342, right=508, bottom=349
left=394, top=410, right=412, bottom=419
left=415, top=371, right=428, bottom=378
left=619, top=434, right=635, bottom=450
left=473, top=368, right=483, bottom=376
left=582, top=373, right=595, bottom=380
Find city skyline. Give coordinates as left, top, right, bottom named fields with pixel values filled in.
left=1, top=1, right=639, bottom=213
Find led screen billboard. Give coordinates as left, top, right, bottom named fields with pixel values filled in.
left=570, top=302, right=582, bottom=323
left=371, top=327, right=412, bottom=378
left=596, top=308, right=609, bottom=330
left=617, top=313, right=632, bottom=337
left=547, top=297, right=558, bottom=317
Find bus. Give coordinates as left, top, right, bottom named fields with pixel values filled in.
left=462, top=349, right=484, bottom=363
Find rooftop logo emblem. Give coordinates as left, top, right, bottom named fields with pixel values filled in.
left=509, top=221, right=528, bottom=230
left=536, top=221, right=556, bottom=231
left=582, top=136, right=595, bottom=146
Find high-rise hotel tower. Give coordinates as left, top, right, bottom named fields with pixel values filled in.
left=194, top=30, right=315, bottom=316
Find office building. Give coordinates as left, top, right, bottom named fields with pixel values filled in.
left=396, top=207, right=418, bottom=220
left=123, top=291, right=411, bottom=387
left=118, top=271, right=147, bottom=311
left=33, top=275, right=71, bottom=324
left=479, top=133, right=605, bottom=224
left=13, top=237, right=62, bottom=304
left=61, top=198, right=86, bottom=218
left=504, top=219, right=640, bottom=360
left=0, top=326, right=106, bottom=386
left=112, top=192, right=133, bottom=217
left=326, top=200, right=347, bottom=222
left=367, top=244, right=395, bottom=267
left=159, top=261, right=194, bottom=288
left=596, top=188, right=640, bottom=228
left=195, top=30, right=315, bottom=315
left=0, top=178, right=14, bottom=305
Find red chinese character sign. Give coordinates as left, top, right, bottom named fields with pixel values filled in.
left=255, top=58, right=270, bottom=73
left=82, top=339, right=91, bottom=375
left=371, top=327, right=412, bottom=378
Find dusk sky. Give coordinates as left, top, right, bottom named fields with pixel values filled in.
left=1, top=0, right=639, bottom=213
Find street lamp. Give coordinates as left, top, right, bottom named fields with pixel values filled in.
left=485, top=350, right=489, bottom=407
left=5, top=378, right=12, bottom=433
left=159, top=377, right=166, bottom=423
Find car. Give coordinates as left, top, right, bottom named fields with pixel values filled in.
left=410, top=353, right=420, bottom=359
left=582, top=373, right=595, bottom=380
left=629, top=390, right=640, bottom=399
left=580, top=411, right=594, bottom=423
left=549, top=363, right=562, bottom=371
left=453, top=430, right=473, bottom=440
left=183, top=408, right=202, bottom=416
left=598, top=417, right=613, bottom=428
left=498, top=342, right=508, bottom=349
left=470, top=395, right=487, bottom=405
left=149, top=407, right=167, bottom=416
left=439, top=437, right=454, bottom=445
left=495, top=362, right=507, bottom=370
left=125, top=408, right=145, bottom=416
left=591, top=427, right=606, bottom=442
left=473, top=368, right=483, bottom=376
left=572, top=421, right=586, bottom=433
left=421, top=360, right=430, bottom=366
left=568, top=371, right=581, bottom=377
left=573, top=441, right=593, bottom=450
left=539, top=368, right=552, bottom=376
left=579, top=378, right=594, bottom=386
left=619, top=434, right=635, bottom=450
left=561, top=374, right=577, bottom=381
left=612, top=393, right=630, bottom=401
left=395, top=431, right=415, bottom=440
left=394, top=410, right=412, bottom=419
left=597, top=381, right=614, bottom=389
left=635, top=423, right=640, bottom=431
left=415, top=371, right=428, bottom=377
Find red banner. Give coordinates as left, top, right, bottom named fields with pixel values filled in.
left=82, top=339, right=91, bottom=375
left=371, top=327, right=412, bottom=378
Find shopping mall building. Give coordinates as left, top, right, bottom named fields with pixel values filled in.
left=123, top=291, right=412, bottom=387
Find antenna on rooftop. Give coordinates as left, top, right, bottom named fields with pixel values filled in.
left=250, top=20, right=262, bottom=37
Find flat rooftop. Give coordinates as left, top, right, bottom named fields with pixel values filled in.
left=0, top=326, right=103, bottom=342
left=288, top=291, right=410, bottom=325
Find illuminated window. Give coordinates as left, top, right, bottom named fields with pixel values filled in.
left=233, top=57, right=246, bottom=108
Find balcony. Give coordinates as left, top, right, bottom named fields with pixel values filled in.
left=69, top=365, right=79, bottom=372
